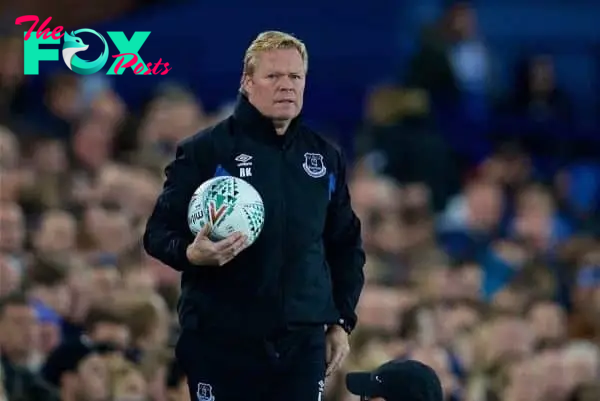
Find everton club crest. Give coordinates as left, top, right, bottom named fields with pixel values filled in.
left=302, top=153, right=327, bottom=178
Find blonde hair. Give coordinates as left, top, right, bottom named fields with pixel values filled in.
left=117, top=292, right=168, bottom=344
left=242, top=31, right=308, bottom=77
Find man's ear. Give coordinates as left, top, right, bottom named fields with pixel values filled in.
left=241, top=74, right=252, bottom=94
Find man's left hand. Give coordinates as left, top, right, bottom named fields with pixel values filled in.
left=325, top=325, right=350, bottom=376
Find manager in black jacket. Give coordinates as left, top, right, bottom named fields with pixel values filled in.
left=143, top=30, right=365, bottom=401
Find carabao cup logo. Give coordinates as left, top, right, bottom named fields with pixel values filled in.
left=62, top=29, right=109, bottom=75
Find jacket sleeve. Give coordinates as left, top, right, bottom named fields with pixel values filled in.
left=143, top=139, right=211, bottom=271
left=324, top=150, right=366, bottom=332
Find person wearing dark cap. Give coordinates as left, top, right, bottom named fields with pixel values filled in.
left=41, top=340, right=109, bottom=401
left=346, top=359, right=443, bottom=401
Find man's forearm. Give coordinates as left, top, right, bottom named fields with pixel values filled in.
left=143, top=208, right=194, bottom=271
left=330, top=252, right=365, bottom=333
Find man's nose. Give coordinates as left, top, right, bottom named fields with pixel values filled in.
left=277, top=76, right=294, bottom=90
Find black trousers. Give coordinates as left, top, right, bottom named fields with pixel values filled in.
left=175, top=326, right=326, bottom=401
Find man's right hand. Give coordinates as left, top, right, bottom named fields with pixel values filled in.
left=186, top=224, right=248, bottom=266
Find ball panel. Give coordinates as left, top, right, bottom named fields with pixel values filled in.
left=187, top=178, right=218, bottom=235
left=211, top=207, right=251, bottom=241
left=240, top=202, right=265, bottom=243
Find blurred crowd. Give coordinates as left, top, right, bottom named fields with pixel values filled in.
left=1, top=2, right=599, bottom=401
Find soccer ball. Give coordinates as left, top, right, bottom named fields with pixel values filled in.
left=187, top=176, right=265, bottom=246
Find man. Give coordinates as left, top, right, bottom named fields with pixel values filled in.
left=32, top=210, right=78, bottom=254
left=0, top=203, right=26, bottom=270
left=83, top=306, right=131, bottom=351
left=0, top=293, right=59, bottom=401
left=144, top=30, right=365, bottom=401
left=26, top=256, right=73, bottom=354
left=27, top=256, right=71, bottom=322
left=346, top=359, right=443, bottom=401
left=122, top=293, right=170, bottom=355
left=0, top=293, right=40, bottom=372
left=0, top=255, right=21, bottom=297
left=41, top=340, right=110, bottom=401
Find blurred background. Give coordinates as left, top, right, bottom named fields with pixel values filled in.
left=1, top=1, right=600, bottom=401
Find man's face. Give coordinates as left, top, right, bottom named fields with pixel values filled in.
left=32, top=140, right=67, bottom=174
left=0, top=37, right=24, bottom=86
left=46, top=76, right=80, bottom=120
left=357, top=286, right=405, bottom=331
left=0, top=128, right=19, bottom=168
left=39, top=321, right=62, bottom=355
left=0, top=256, right=21, bottom=296
left=535, top=350, right=572, bottom=400
left=456, top=264, right=481, bottom=300
left=41, top=282, right=71, bottom=317
left=449, top=3, right=477, bottom=39
left=243, top=48, right=305, bottom=122
left=466, top=183, right=503, bottom=230
left=527, top=302, right=566, bottom=343
left=67, top=267, right=93, bottom=321
left=123, top=268, right=156, bottom=293
left=0, top=203, right=24, bottom=253
left=87, top=209, right=134, bottom=254
left=141, top=97, right=202, bottom=143
left=90, top=322, right=130, bottom=350
left=113, top=369, right=147, bottom=400
left=439, top=304, right=480, bottom=341
left=409, top=347, right=456, bottom=399
left=89, top=267, right=121, bottom=305
left=487, top=317, right=533, bottom=362
left=34, top=212, right=77, bottom=253
left=0, top=170, right=20, bottom=202
left=75, top=354, right=109, bottom=401
left=72, top=119, right=112, bottom=169
left=504, top=360, right=543, bottom=401
left=0, top=304, right=39, bottom=359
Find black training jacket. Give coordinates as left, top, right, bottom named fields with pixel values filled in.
left=143, top=95, right=365, bottom=338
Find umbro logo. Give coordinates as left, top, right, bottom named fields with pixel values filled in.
left=235, top=154, right=253, bottom=177
left=235, top=154, right=252, bottom=163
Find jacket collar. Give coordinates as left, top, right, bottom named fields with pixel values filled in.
left=232, top=94, right=302, bottom=148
